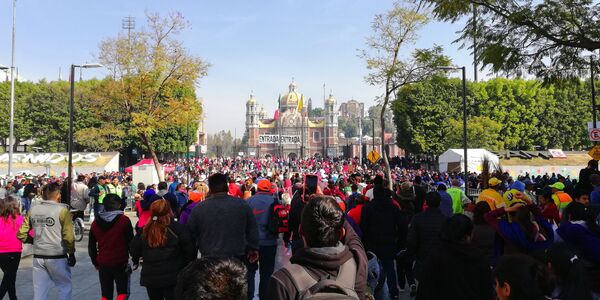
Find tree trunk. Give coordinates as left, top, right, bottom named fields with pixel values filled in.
left=381, top=92, right=393, bottom=191
left=140, top=133, right=165, bottom=182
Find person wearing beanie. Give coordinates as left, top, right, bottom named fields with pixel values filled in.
left=478, top=177, right=505, bottom=210
left=246, top=179, right=278, bottom=299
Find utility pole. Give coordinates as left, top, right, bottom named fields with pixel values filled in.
left=358, top=113, right=362, bottom=161
left=8, top=0, right=17, bottom=176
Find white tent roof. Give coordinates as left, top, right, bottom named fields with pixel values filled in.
left=438, top=149, right=499, bottom=173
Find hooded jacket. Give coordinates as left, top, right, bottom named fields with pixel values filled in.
left=267, top=221, right=368, bottom=300
left=416, top=240, right=493, bottom=300
left=89, top=211, right=133, bottom=268
left=361, top=187, right=408, bottom=259
left=485, top=205, right=554, bottom=253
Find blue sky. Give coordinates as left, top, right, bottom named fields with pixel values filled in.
left=0, top=0, right=474, bottom=135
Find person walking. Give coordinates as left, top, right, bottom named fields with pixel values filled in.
left=247, top=179, right=278, bottom=299
left=130, top=199, right=196, bottom=300
left=89, top=195, right=134, bottom=300
left=407, top=192, right=448, bottom=280
left=0, top=196, right=24, bottom=300
left=185, top=173, right=259, bottom=300
left=417, top=214, right=493, bottom=299
left=17, top=182, right=76, bottom=300
left=360, top=183, right=407, bottom=299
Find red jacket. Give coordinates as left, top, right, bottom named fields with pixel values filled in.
left=542, top=203, right=561, bottom=224
left=89, top=214, right=134, bottom=268
left=228, top=183, right=242, bottom=198
left=348, top=204, right=364, bottom=225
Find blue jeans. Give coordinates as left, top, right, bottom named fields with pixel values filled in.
left=257, top=245, right=277, bottom=299
left=376, top=259, right=398, bottom=297
left=32, top=257, right=72, bottom=300
left=21, top=197, right=30, bottom=213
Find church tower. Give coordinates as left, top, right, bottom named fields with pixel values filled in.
left=246, top=93, right=259, bottom=149
left=324, top=93, right=338, bottom=157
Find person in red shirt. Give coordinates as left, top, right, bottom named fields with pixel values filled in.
left=347, top=195, right=366, bottom=225
left=323, top=180, right=346, bottom=201
left=228, top=177, right=242, bottom=198
left=539, top=189, right=560, bottom=224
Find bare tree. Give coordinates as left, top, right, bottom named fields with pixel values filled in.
left=361, top=0, right=451, bottom=189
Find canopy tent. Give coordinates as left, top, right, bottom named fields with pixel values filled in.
left=438, top=149, right=499, bottom=173
left=125, top=159, right=174, bottom=173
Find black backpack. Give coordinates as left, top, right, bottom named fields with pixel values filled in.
left=284, top=258, right=359, bottom=300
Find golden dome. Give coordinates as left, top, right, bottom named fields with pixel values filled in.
left=280, top=81, right=302, bottom=108
left=247, top=93, right=257, bottom=105
left=326, top=93, right=336, bottom=105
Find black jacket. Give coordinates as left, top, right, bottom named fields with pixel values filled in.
left=130, top=221, right=196, bottom=288
left=406, top=207, right=447, bottom=263
left=185, top=192, right=259, bottom=257
left=360, top=189, right=408, bottom=259
left=413, top=184, right=427, bottom=213
left=287, top=191, right=305, bottom=243
left=416, top=241, right=493, bottom=300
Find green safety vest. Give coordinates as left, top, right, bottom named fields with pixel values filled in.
left=98, top=185, right=108, bottom=204
left=106, top=184, right=123, bottom=198
left=446, top=187, right=465, bottom=214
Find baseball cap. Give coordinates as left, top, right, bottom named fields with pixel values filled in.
left=488, top=177, right=502, bottom=187
left=257, top=180, right=271, bottom=192
left=549, top=182, right=565, bottom=190
left=510, top=181, right=526, bottom=193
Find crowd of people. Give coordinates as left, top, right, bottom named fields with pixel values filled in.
left=0, top=156, right=599, bottom=300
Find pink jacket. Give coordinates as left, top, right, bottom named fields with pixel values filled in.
left=0, top=215, right=24, bottom=253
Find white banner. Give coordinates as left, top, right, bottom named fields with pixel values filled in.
left=259, top=135, right=301, bottom=144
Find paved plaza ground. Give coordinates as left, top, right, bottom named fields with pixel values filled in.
left=5, top=212, right=414, bottom=300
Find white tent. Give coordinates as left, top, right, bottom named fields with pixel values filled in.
left=439, top=149, right=499, bottom=173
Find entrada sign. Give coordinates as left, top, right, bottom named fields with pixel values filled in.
left=259, top=135, right=301, bottom=145
left=0, top=153, right=101, bottom=164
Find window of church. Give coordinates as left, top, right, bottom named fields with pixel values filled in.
left=313, top=131, right=321, bottom=143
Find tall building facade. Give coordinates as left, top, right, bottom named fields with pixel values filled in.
left=245, top=81, right=338, bottom=159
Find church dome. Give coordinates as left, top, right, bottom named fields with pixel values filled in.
left=280, top=81, right=302, bottom=108
left=247, top=92, right=257, bottom=105
left=326, top=93, right=336, bottom=105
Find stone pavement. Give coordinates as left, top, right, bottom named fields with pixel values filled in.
left=6, top=212, right=414, bottom=300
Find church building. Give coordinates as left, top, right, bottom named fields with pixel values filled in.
left=245, top=81, right=338, bottom=159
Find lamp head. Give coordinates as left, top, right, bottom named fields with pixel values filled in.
left=81, top=63, right=103, bottom=69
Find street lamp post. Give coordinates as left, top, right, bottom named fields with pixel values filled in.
left=8, top=0, right=16, bottom=177
left=439, top=66, right=468, bottom=179
left=67, top=63, right=102, bottom=203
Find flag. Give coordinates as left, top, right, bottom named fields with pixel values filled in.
left=297, top=94, right=303, bottom=112
left=274, top=94, right=281, bottom=120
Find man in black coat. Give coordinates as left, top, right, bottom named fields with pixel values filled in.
left=406, top=191, right=448, bottom=280
left=186, top=173, right=259, bottom=300
left=360, top=183, right=408, bottom=299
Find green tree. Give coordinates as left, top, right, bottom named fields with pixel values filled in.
left=447, top=116, right=503, bottom=150
left=96, top=12, right=209, bottom=180
left=423, top=0, right=600, bottom=79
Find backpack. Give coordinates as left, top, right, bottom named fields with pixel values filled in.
left=284, top=258, right=359, bottom=300
left=267, top=199, right=286, bottom=236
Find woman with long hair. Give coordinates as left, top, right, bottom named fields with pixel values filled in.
left=0, top=196, right=24, bottom=300
left=130, top=199, right=196, bottom=300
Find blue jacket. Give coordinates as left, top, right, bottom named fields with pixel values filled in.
left=438, top=191, right=453, bottom=217
left=556, top=221, right=600, bottom=264
left=590, top=186, right=600, bottom=208
left=247, top=192, right=278, bottom=246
